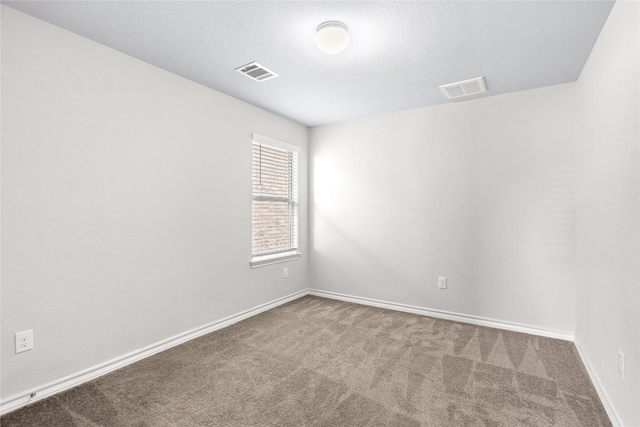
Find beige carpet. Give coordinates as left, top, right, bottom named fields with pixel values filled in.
left=1, top=296, right=611, bottom=426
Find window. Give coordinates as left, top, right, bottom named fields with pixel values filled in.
left=251, top=134, right=300, bottom=267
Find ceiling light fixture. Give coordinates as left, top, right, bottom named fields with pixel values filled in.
left=315, top=21, right=350, bottom=54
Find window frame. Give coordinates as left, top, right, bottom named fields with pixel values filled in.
left=250, top=133, right=302, bottom=268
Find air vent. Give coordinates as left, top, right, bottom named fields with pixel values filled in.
left=439, top=77, right=487, bottom=100
left=235, top=62, right=279, bottom=82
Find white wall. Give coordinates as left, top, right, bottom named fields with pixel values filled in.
left=310, top=83, right=577, bottom=334
left=3, top=2, right=638, bottom=424
left=0, top=6, right=308, bottom=401
left=575, top=0, right=640, bottom=425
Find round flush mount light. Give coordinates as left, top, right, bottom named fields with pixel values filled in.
left=315, top=21, right=350, bottom=54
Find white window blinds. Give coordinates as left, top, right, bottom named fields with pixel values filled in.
left=251, top=134, right=299, bottom=259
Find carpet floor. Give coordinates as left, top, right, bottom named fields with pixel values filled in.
left=1, top=296, right=611, bottom=426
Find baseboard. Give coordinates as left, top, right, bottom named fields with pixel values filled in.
left=310, top=290, right=624, bottom=426
left=309, top=290, right=622, bottom=426
left=0, top=288, right=310, bottom=416
left=308, top=289, right=575, bottom=341
left=574, top=338, right=623, bottom=426
left=4, top=287, right=617, bottom=427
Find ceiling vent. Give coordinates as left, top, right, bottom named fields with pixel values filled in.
left=235, top=62, right=279, bottom=82
left=439, top=77, right=487, bottom=100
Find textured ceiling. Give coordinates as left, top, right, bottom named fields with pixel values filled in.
left=3, top=1, right=614, bottom=127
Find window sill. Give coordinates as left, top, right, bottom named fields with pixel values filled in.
left=250, top=252, right=302, bottom=269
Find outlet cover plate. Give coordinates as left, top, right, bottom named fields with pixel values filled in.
left=15, top=330, right=33, bottom=354
left=618, top=351, right=625, bottom=379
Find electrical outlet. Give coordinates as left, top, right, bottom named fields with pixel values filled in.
left=283, top=267, right=288, bottom=279
left=438, top=276, right=447, bottom=289
left=15, top=330, right=33, bottom=354
left=618, top=351, right=624, bottom=379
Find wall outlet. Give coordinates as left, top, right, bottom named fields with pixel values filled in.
left=618, top=351, right=624, bottom=379
left=283, top=267, right=288, bottom=279
left=438, top=276, right=447, bottom=289
left=15, top=330, right=33, bottom=354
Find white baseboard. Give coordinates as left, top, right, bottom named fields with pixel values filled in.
left=308, top=289, right=575, bottom=341
left=3, top=287, right=618, bottom=427
left=309, top=290, right=621, bottom=426
left=0, top=288, right=310, bottom=416
left=574, top=338, right=623, bottom=426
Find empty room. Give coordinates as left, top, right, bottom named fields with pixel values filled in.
left=1, top=1, right=639, bottom=426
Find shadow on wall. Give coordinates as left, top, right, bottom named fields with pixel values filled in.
left=312, top=208, right=409, bottom=297
left=311, top=155, right=416, bottom=298
left=311, top=153, right=576, bottom=326
left=543, top=167, right=576, bottom=263
left=311, top=154, right=477, bottom=310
